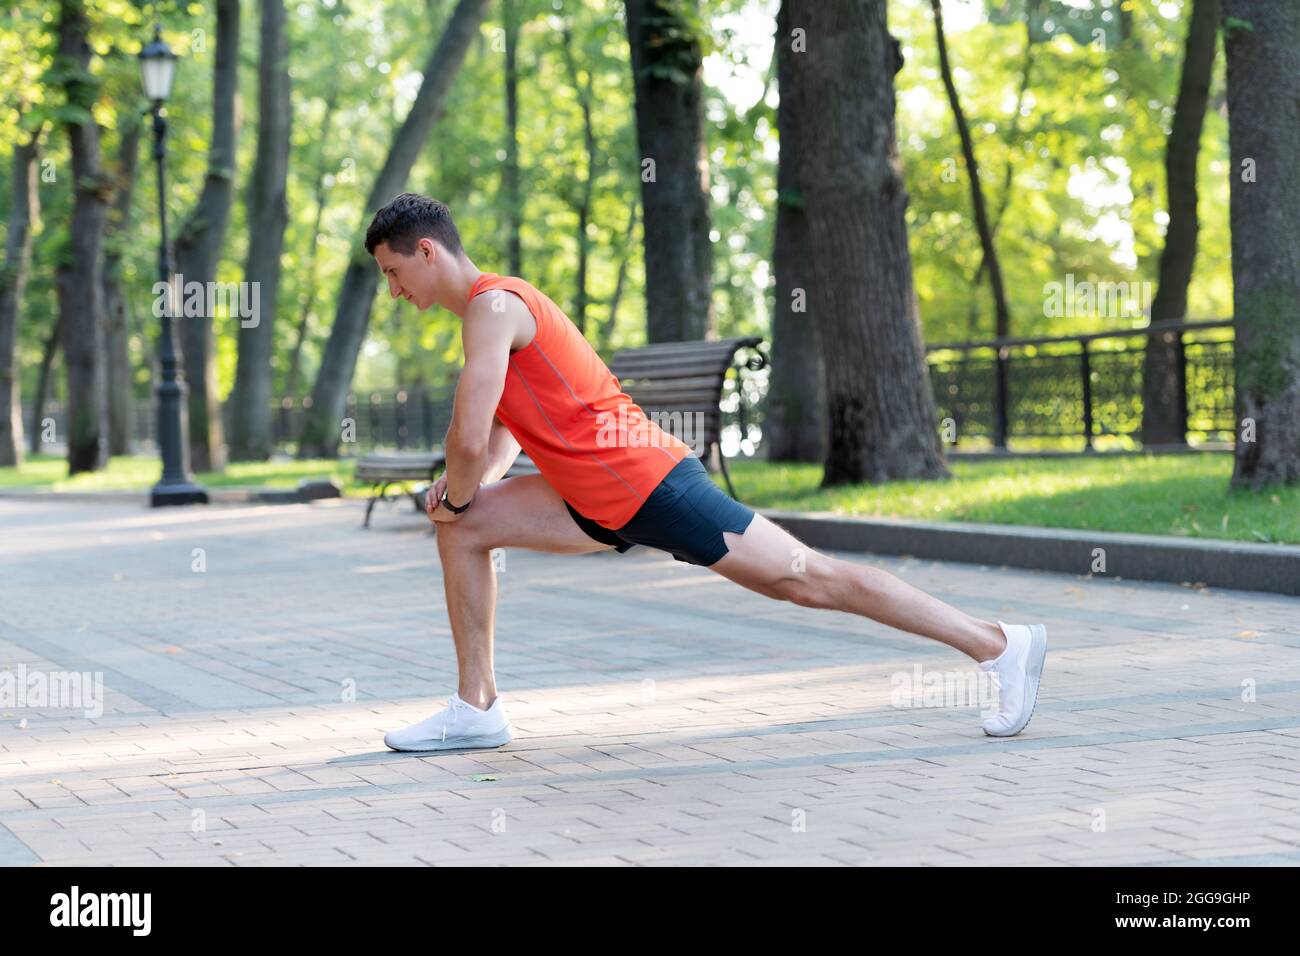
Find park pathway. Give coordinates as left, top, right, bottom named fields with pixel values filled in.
left=1, top=496, right=1297, bottom=866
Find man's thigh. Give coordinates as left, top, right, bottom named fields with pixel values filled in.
left=710, top=513, right=827, bottom=595
left=436, top=474, right=616, bottom=555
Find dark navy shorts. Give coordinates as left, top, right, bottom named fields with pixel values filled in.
left=563, top=454, right=756, bottom=567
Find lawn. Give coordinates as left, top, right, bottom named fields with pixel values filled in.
left=723, top=452, right=1298, bottom=545
left=0, top=453, right=370, bottom=496
left=3, top=450, right=1295, bottom=545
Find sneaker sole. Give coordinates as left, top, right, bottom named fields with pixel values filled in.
left=984, top=623, right=1047, bottom=738
left=384, top=728, right=513, bottom=752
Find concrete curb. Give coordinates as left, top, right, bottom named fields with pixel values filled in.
left=759, top=509, right=1300, bottom=597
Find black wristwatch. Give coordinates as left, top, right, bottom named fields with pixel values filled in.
left=440, top=490, right=474, bottom=514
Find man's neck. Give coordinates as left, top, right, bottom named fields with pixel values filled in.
left=439, top=255, right=484, bottom=318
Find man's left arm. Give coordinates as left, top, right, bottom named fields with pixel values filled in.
left=435, top=298, right=516, bottom=517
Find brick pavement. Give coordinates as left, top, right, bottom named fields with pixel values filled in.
left=1, top=496, right=1297, bottom=866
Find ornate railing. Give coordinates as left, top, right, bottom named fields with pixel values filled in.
left=925, top=319, right=1235, bottom=449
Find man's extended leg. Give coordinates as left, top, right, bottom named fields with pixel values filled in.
left=433, top=474, right=613, bottom=710
left=711, top=514, right=1007, bottom=662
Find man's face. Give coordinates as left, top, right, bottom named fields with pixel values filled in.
left=374, top=238, right=438, bottom=310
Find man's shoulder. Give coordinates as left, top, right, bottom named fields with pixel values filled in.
left=465, top=281, right=537, bottom=353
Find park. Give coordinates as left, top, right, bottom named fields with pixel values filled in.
left=0, top=0, right=1297, bottom=880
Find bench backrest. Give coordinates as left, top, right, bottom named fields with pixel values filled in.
left=607, top=336, right=763, bottom=455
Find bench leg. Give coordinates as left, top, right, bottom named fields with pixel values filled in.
left=717, top=443, right=740, bottom=501
left=363, top=481, right=392, bottom=528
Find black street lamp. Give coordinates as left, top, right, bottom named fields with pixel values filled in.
left=140, top=25, right=206, bottom=506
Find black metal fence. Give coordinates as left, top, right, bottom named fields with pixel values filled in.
left=243, top=388, right=458, bottom=455
left=925, top=319, right=1235, bottom=449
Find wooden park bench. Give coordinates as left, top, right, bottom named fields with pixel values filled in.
left=355, top=335, right=767, bottom=526
left=608, top=335, right=767, bottom=499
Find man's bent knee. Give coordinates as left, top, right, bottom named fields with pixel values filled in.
left=434, top=514, right=486, bottom=553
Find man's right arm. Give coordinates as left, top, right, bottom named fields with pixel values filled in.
left=479, top=416, right=521, bottom=484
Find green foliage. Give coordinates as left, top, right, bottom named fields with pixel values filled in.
left=3, top=0, right=1237, bottom=441
left=894, top=0, right=1231, bottom=343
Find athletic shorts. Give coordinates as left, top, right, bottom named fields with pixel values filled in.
left=563, top=453, right=756, bottom=567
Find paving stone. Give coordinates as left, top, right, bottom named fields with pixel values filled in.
left=1, top=497, right=1296, bottom=865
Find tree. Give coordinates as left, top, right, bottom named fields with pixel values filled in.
left=765, top=0, right=824, bottom=463
left=502, top=0, right=523, bottom=276
left=284, top=83, right=339, bottom=399
left=1223, top=1, right=1300, bottom=486
left=54, top=0, right=111, bottom=475
left=102, top=113, right=142, bottom=457
left=791, top=0, right=948, bottom=484
left=559, top=15, right=596, bottom=334
left=0, top=117, right=42, bottom=467
left=28, top=319, right=61, bottom=456
left=596, top=204, right=638, bottom=357
left=297, top=0, right=491, bottom=459
left=931, top=0, right=1012, bottom=448
left=229, top=0, right=292, bottom=461
left=175, top=0, right=240, bottom=471
left=1140, top=0, right=1220, bottom=447
left=624, top=0, right=713, bottom=343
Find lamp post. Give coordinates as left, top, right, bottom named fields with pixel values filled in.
left=140, top=25, right=206, bottom=506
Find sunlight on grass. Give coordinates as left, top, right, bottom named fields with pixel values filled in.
left=0, top=454, right=371, bottom=497
left=724, top=452, right=1298, bottom=544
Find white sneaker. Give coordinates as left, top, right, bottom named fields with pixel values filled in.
left=383, top=692, right=513, bottom=752
left=978, top=622, right=1047, bottom=737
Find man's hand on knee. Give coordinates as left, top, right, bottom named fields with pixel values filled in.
left=426, top=475, right=449, bottom=522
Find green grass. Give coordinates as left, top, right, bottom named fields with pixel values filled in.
left=722, top=452, right=1298, bottom=544
left=5, top=450, right=1295, bottom=545
left=0, top=453, right=371, bottom=496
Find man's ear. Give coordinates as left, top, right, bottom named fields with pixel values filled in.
left=420, top=237, right=436, bottom=263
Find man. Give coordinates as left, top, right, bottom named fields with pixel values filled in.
left=367, top=193, right=1047, bottom=752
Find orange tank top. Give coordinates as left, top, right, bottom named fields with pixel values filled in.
left=468, top=273, right=693, bottom=529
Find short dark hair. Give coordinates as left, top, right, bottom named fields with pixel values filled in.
left=364, top=192, right=464, bottom=257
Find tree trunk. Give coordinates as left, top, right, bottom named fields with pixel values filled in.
left=598, top=203, right=637, bottom=357
left=175, top=0, right=240, bottom=472
left=298, top=0, right=491, bottom=459
left=284, top=85, right=340, bottom=400
left=624, top=0, right=713, bottom=343
left=792, top=0, right=948, bottom=484
left=503, top=0, right=523, bottom=276
left=29, top=317, right=61, bottom=455
left=55, top=0, right=111, bottom=475
left=229, top=0, right=291, bottom=461
left=103, top=116, right=142, bottom=457
left=931, top=0, right=1011, bottom=448
left=971, top=7, right=1035, bottom=298
left=560, top=17, right=596, bottom=334
left=0, top=123, right=42, bottom=468
left=1224, top=1, right=1300, bottom=487
left=1140, top=0, right=1220, bottom=447
left=765, top=0, right=825, bottom=463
